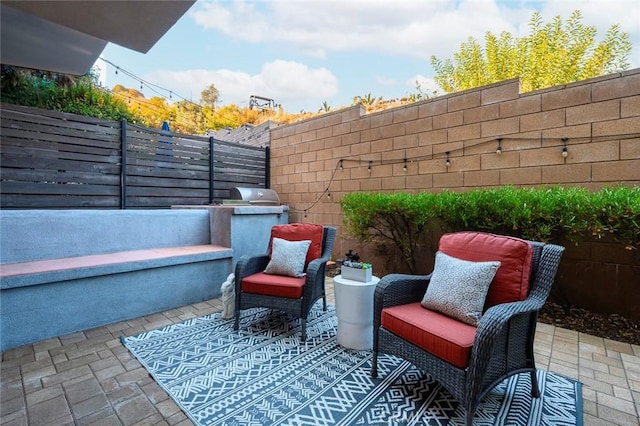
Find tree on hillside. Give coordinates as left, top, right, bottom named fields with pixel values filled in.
left=170, top=100, right=204, bottom=134
left=112, top=84, right=145, bottom=99
left=203, top=103, right=263, bottom=131
left=201, top=84, right=220, bottom=109
left=430, top=10, right=632, bottom=93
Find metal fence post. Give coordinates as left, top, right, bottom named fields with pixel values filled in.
left=209, top=137, right=215, bottom=204
left=265, top=146, right=270, bottom=188
left=120, top=119, right=127, bottom=209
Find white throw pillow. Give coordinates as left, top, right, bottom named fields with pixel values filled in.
left=421, top=251, right=500, bottom=326
left=264, top=237, right=312, bottom=278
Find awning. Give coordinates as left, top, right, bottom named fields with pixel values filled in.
left=0, top=1, right=196, bottom=75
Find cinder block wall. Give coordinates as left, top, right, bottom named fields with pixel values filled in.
left=269, top=70, right=640, bottom=318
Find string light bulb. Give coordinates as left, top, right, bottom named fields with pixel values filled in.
left=403, top=158, right=407, bottom=171
left=368, top=160, right=372, bottom=173
left=561, top=137, right=568, bottom=158
left=339, top=159, right=343, bottom=170
left=445, top=152, right=451, bottom=168
left=496, top=137, right=503, bottom=155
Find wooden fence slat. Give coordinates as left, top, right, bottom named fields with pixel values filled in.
left=1, top=145, right=122, bottom=165
left=0, top=194, right=121, bottom=208
left=1, top=168, right=120, bottom=186
left=126, top=175, right=210, bottom=189
left=1, top=136, right=120, bottom=156
left=1, top=118, right=121, bottom=141
left=125, top=165, right=210, bottom=181
left=1, top=154, right=122, bottom=174
left=1, top=181, right=120, bottom=196
left=126, top=186, right=210, bottom=197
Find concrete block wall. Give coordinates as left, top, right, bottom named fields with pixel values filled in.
left=269, top=69, right=640, bottom=318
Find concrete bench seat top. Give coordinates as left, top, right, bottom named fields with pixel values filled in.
left=1, top=245, right=232, bottom=288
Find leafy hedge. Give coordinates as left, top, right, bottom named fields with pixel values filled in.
left=341, top=186, right=639, bottom=273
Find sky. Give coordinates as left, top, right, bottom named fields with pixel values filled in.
left=96, top=0, right=640, bottom=113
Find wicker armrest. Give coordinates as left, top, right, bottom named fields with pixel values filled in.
left=374, top=273, right=432, bottom=312
left=306, top=256, right=327, bottom=274
left=474, top=300, right=537, bottom=344
left=303, top=257, right=329, bottom=297
left=235, top=254, right=270, bottom=280
left=467, top=299, right=540, bottom=387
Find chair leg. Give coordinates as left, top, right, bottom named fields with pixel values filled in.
left=465, top=410, right=474, bottom=426
left=301, top=318, right=307, bottom=341
left=233, top=310, right=240, bottom=331
left=371, top=351, right=378, bottom=377
left=530, top=370, right=540, bottom=398
left=323, top=293, right=327, bottom=311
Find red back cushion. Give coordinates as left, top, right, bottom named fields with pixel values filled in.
left=438, top=232, right=533, bottom=308
left=270, top=223, right=324, bottom=267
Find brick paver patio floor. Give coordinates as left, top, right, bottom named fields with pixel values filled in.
left=2, top=279, right=639, bottom=425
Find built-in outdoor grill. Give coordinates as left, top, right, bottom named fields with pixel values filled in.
left=224, top=187, right=280, bottom=206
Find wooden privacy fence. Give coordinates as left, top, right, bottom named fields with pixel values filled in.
left=0, top=103, right=269, bottom=208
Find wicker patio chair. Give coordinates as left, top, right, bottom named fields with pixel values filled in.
left=234, top=224, right=336, bottom=341
left=371, top=232, right=564, bottom=426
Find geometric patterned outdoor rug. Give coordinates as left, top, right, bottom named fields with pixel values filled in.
left=122, top=304, right=582, bottom=426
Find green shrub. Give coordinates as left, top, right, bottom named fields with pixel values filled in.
left=590, top=186, right=640, bottom=249
left=1, top=66, right=136, bottom=122
left=341, top=186, right=639, bottom=273
left=340, top=192, right=438, bottom=272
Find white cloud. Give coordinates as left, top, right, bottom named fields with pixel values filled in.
left=144, top=60, right=338, bottom=109
left=191, top=0, right=520, bottom=60
left=191, top=0, right=639, bottom=65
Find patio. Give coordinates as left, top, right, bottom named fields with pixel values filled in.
left=1, top=278, right=639, bottom=426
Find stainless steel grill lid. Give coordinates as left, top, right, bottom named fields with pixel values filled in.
left=228, top=187, right=280, bottom=205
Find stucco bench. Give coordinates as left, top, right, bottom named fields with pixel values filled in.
left=0, top=209, right=233, bottom=351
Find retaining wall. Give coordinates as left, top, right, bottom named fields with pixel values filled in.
left=269, top=70, right=640, bottom=318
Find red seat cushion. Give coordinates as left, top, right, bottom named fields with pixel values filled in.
left=382, top=302, right=477, bottom=368
left=270, top=223, right=324, bottom=267
left=241, top=272, right=306, bottom=298
left=439, top=232, right=533, bottom=308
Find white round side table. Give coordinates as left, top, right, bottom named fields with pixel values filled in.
left=333, top=274, right=380, bottom=350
